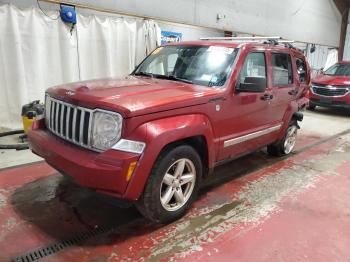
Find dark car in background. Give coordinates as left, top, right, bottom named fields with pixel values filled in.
left=309, top=61, right=350, bottom=110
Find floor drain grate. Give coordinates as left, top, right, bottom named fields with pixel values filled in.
left=11, top=225, right=113, bottom=262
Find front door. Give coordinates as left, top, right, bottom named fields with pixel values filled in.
left=217, top=49, right=280, bottom=161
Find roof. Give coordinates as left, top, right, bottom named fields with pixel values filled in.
left=163, top=40, right=305, bottom=56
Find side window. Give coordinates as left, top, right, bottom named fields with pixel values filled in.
left=296, top=57, right=307, bottom=83
left=238, top=52, right=267, bottom=92
left=272, top=53, right=293, bottom=86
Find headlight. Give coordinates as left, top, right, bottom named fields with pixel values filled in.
left=91, top=110, right=122, bottom=151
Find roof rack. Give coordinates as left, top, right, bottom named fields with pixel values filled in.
left=200, top=36, right=282, bottom=41
left=199, top=36, right=301, bottom=51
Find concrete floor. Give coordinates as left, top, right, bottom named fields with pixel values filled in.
left=1, top=108, right=350, bottom=261
left=0, top=128, right=42, bottom=169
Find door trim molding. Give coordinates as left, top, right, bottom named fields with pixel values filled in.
left=223, top=124, right=282, bottom=148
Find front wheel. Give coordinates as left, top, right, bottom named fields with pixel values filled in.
left=136, top=145, right=202, bottom=224
left=267, top=121, right=298, bottom=156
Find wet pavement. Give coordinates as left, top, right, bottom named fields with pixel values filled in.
left=1, top=109, right=350, bottom=261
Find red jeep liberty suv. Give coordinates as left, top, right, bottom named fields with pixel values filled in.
left=29, top=38, right=310, bottom=223
left=309, top=61, right=350, bottom=110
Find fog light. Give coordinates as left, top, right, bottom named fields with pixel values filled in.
left=112, top=139, right=146, bottom=154
left=127, top=161, right=137, bottom=181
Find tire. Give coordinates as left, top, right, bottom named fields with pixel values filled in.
left=136, top=145, right=202, bottom=224
left=307, top=103, right=316, bottom=111
left=267, top=121, right=298, bottom=157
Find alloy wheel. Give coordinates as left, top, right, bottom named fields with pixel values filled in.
left=160, top=158, right=196, bottom=212
left=283, top=125, right=298, bottom=154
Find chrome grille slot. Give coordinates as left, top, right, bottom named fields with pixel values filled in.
left=312, top=85, right=350, bottom=97
left=45, top=96, right=93, bottom=149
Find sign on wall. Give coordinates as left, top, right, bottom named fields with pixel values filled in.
left=161, top=31, right=182, bottom=45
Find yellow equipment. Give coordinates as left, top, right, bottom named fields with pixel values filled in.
left=21, top=100, right=44, bottom=134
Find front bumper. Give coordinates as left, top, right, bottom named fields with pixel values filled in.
left=28, top=121, right=140, bottom=199
left=309, top=90, right=350, bottom=109
left=309, top=96, right=350, bottom=109
left=310, top=99, right=350, bottom=109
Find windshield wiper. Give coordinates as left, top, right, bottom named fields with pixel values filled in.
left=134, top=72, right=193, bottom=84
left=156, top=74, right=193, bottom=84
left=134, top=71, right=154, bottom=78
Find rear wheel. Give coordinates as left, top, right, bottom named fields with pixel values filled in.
left=136, top=145, right=202, bottom=224
left=307, top=103, right=316, bottom=111
left=267, top=121, right=298, bottom=156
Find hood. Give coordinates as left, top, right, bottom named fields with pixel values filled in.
left=47, top=76, right=222, bottom=117
left=312, top=74, right=350, bottom=86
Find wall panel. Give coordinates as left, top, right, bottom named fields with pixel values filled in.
left=1, top=0, right=342, bottom=46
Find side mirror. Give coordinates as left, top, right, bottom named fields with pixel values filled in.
left=236, top=77, right=266, bottom=93
left=320, top=68, right=324, bottom=75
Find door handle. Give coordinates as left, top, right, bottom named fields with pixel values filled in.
left=260, top=94, right=273, bottom=101
left=288, top=90, right=298, bottom=95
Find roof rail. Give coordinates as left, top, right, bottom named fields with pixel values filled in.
left=278, top=40, right=295, bottom=43
left=199, top=36, right=301, bottom=51
left=200, top=36, right=282, bottom=41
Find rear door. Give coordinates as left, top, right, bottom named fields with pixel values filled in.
left=267, top=51, right=296, bottom=121
left=294, top=55, right=310, bottom=108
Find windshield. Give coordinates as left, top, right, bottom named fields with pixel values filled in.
left=324, top=63, right=350, bottom=76
left=134, top=45, right=238, bottom=87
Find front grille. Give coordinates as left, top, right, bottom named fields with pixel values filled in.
left=312, top=85, right=350, bottom=97
left=45, top=96, right=92, bottom=149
